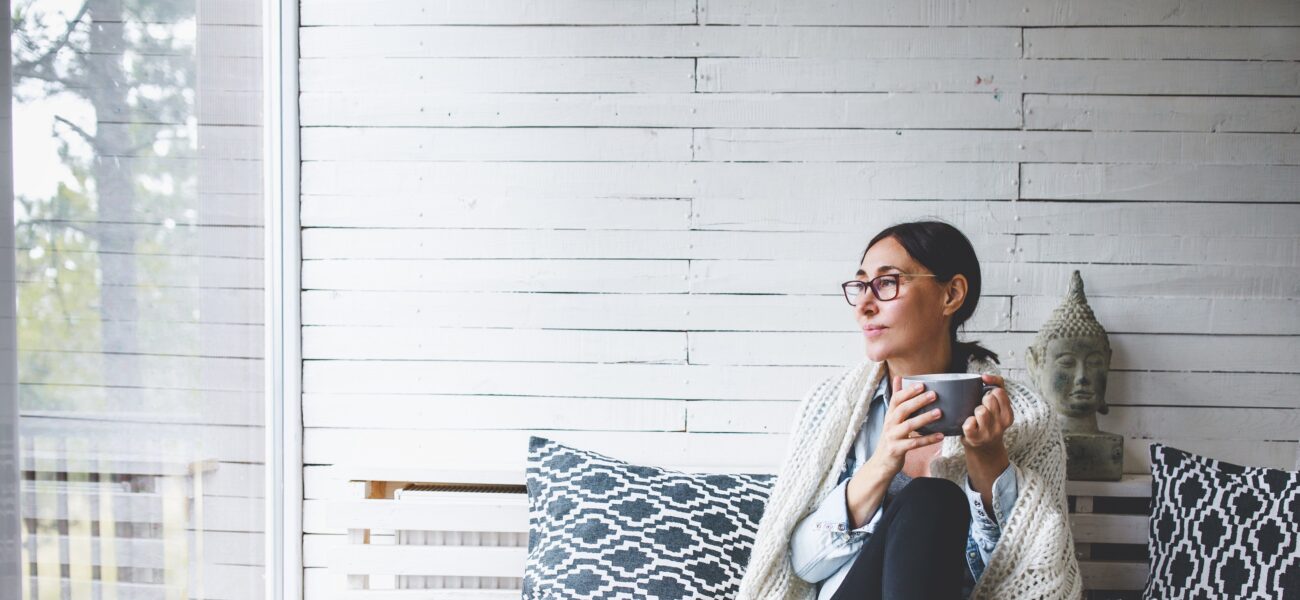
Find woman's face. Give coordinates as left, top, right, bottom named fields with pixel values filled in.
left=853, top=237, right=961, bottom=364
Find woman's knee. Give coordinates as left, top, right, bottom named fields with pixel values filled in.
left=893, top=477, right=967, bottom=514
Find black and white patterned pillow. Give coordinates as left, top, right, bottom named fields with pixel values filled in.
left=1145, top=443, right=1300, bottom=600
left=523, top=436, right=775, bottom=599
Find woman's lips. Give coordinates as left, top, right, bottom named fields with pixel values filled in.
left=863, top=326, right=887, bottom=338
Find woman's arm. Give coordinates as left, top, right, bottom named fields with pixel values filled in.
left=961, top=373, right=1015, bottom=506
left=787, top=478, right=885, bottom=582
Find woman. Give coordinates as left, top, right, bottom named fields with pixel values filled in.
left=737, top=221, right=1081, bottom=600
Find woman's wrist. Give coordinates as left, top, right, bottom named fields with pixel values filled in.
left=845, top=456, right=894, bottom=528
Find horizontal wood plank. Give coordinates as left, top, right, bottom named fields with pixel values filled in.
left=300, top=0, right=696, bottom=25
left=700, top=0, right=1300, bottom=26
left=300, top=92, right=1022, bottom=128
left=1024, top=95, right=1300, bottom=133
left=1025, top=27, right=1300, bottom=60
left=300, top=25, right=1021, bottom=59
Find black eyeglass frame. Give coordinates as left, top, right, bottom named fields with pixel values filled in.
left=842, top=273, right=940, bottom=305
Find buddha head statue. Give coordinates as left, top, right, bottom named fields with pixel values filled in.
left=1026, top=270, right=1112, bottom=433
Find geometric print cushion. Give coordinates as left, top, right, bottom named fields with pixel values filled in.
left=1144, top=443, right=1300, bottom=600
left=523, top=436, right=775, bottom=599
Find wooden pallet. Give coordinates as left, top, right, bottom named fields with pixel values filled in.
left=1066, top=475, right=1152, bottom=600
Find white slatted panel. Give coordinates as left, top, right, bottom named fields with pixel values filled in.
left=299, top=0, right=1300, bottom=595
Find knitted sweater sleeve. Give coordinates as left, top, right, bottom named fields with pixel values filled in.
left=933, top=377, right=1083, bottom=600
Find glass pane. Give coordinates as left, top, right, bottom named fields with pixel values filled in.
left=10, top=0, right=265, bottom=598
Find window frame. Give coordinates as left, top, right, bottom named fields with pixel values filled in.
left=264, top=0, right=304, bottom=599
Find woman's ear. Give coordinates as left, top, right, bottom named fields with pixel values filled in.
left=942, top=274, right=968, bottom=316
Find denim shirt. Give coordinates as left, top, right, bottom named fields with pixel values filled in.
left=788, top=373, right=1021, bottom=600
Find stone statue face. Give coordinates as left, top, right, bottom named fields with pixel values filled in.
left=1035, top=337, right=1110, bottom=419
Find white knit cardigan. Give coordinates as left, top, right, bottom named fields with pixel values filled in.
left=736, top=355, right=1083, bottom=600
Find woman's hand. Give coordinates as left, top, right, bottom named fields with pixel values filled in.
left=961, top=374, right=1014, bottom=453
left=865, top=376, right=946, bottom=476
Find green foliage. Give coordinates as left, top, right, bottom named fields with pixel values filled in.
left=12, top=0, right=198, bottom=411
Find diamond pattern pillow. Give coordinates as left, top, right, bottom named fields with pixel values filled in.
left=523, top=436, right=775, bottom=599
left=1145, top=443, right=1300, bottom=599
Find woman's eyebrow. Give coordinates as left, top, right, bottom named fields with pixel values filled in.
left=855, top=265, right=903, bottom=277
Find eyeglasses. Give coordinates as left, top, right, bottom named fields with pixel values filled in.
left=842, top=273, right=939, bottom=305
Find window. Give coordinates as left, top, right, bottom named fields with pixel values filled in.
left=9, top=0, right=270, bottom=597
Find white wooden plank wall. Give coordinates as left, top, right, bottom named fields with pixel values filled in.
left=297, top=0, right=1300, bottom=594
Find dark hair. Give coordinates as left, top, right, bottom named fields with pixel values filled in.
left=859, top=220, right=1000, bottom=371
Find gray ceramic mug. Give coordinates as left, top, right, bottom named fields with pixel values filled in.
left=900, top=373, right=998, bottom=436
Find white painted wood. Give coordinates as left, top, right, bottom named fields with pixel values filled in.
left=699, top=59, right=1300, bottom=95
left=1022, top=163, right=1300, bottom=202
left=696, top=129, right=1300, bottom=165
left=303, top=326, right=686, bottom=363
left=304, top=192, right=1300, bottom=234
left=299, top=161, right=1016, bottom=199
left=691, top=198, right=1300, bottom=235
left=302, top=128, right=692, bottom=162
left=324, top=497, right=527, bottom=533
left=300, top=26, right=1021, bottom=59
left=333, top=545, right=525, bottom=578
left=1065, top=474, right=1151, bottom=498
left=1024, top=94, right=1300, bottom=133
left=699, top=0, right=1300, bottom=26
left=300, top=2, right=1300, bottom=596
left=1025, top=27, right=1300, bottom=60
left=1015, top=234, right=1298, bottom=267
left=300, top=0, right=696, bottom=26
left=301, top=195, right=689, bottom=230
left=300, top=92, right=1023, bottom=129
left=301, top=228, right=1018, bottom=264
left=302, top=258, right=690, bottom=293
left=1078, top=560, right=1149, bottom=591
left=300, top=58, right=695, bottom=93
left=1069, top=514, right=1148, bottom=544
left=304, top=394, right=685, bottom=431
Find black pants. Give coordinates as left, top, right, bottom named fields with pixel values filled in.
left=828, top=477, right=972, bottom=600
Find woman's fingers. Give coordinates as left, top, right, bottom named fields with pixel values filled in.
left=888, top=382, right=926, bottom=411
left=997, top=392, right=1014, bottom=429
left=962, top=415, right=979, bottom=439
left=900, top=406, right=942, bottom=434
left=982, top=394, right=1001, bottom=430
left=905, top=432, right=945, bottom=450
left=975, top=404, right=997, bottom=437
